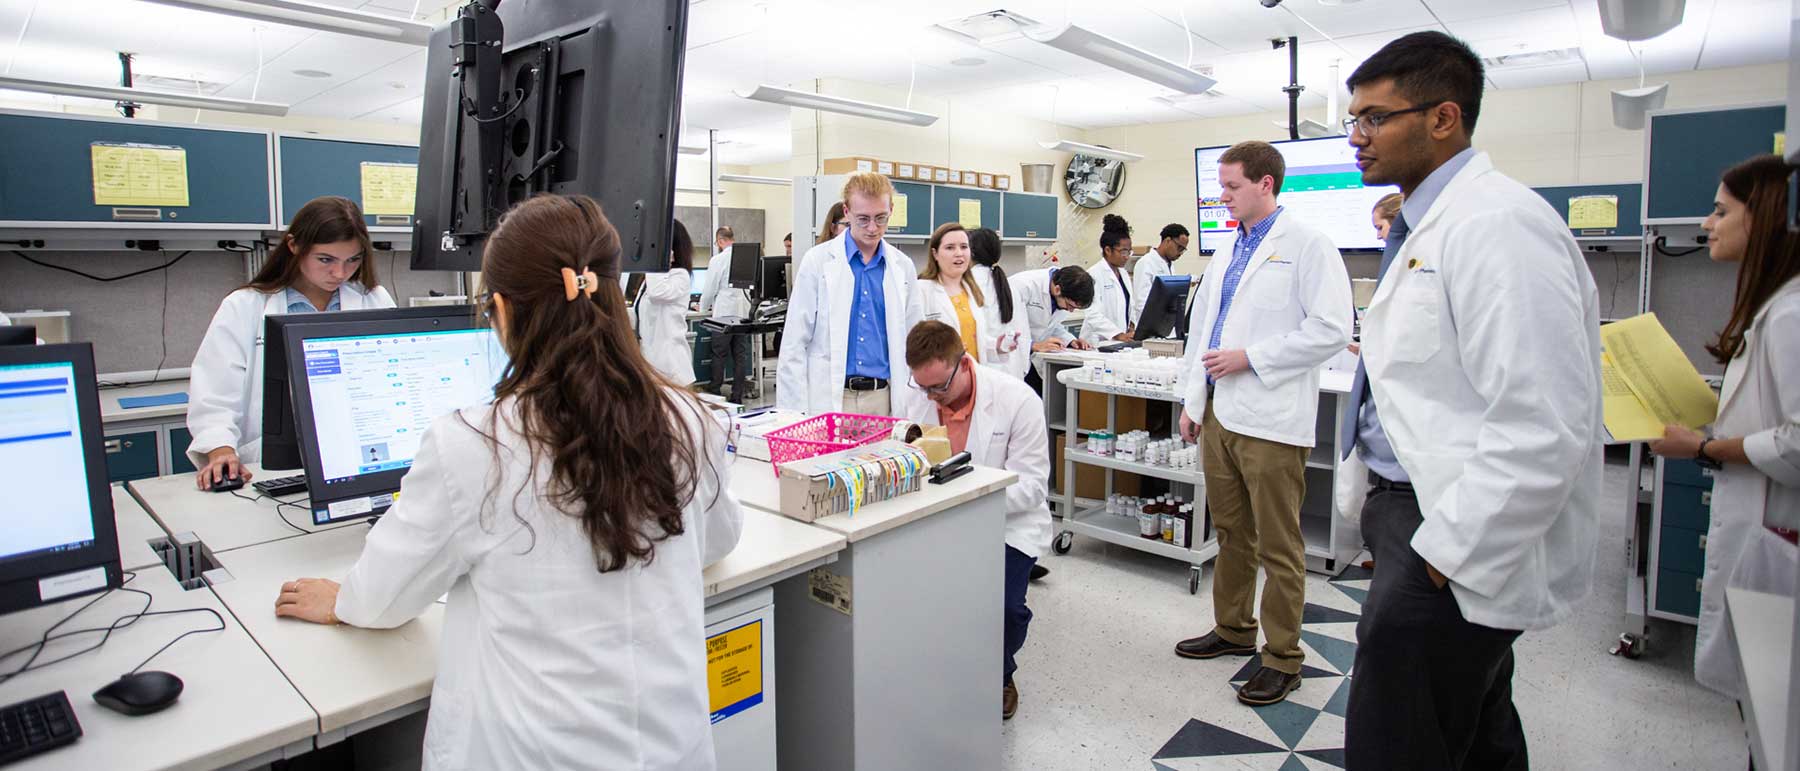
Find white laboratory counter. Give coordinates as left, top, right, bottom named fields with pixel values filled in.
left=110, top=485, right=168, bottom=572
left=0, top=567, right=317, bottom=771
left=98, top=380, right=190, bottom=424
left=1728, top=587, right=1794, bottom=771
left=127, top=464, right=330, bottom=554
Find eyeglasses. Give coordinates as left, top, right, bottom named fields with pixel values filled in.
left=833, top=220, right=849, bottom=229
left=1342, top=104, right=1435, bottom=138
left=850, top=214, right=889, bottom=230
left=908, top=355, right=962, bottom=396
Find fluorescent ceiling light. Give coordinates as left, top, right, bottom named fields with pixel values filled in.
left=140, top=0, right=431, bottom=46
left=1039, top=140, right=1143, bottom=163
left=1271, top=119, right=1339, bottom=138
left=736, top=84, right=939, bottom=127
left=679, top=145, right=708, bottom=155
left=676, top=186, right=721, bottom=195
left=1024, top=23, right=1217, bottom=94
left=0, top=75, right=289, bottom=116
left=717, top=173, right=791, bottom=186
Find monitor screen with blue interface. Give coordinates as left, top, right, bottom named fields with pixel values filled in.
left=297, top=327, right=507, bottom=524
left=1194, top=137, right=1399, bottom=253
left=0, top=362, right=96, bottom=564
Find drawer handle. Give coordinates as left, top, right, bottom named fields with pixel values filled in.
left=105, top=439, right=128, bottom=454
left=1698, top=534, right=1707, bottom=551
left=1695, top=577, right=1703, bottom=593
left=1700, top=491, right=1711, bottom=507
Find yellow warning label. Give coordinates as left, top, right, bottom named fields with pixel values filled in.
left=706, top=620, right=762, bottom=722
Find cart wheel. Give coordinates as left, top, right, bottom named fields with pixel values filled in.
left=1188, top=567, right=1202, bottom=595
left=1609, top=633, right=1644, bottom=660
left=1052, top=531, right=1074, bottom=555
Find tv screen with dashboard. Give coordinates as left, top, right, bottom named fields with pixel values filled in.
left=1194, top=137, right=1399, bottom=254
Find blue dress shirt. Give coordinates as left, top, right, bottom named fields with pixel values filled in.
left=844, top=232, right=890, bottom=380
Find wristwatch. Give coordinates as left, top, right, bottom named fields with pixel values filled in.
left=1695, top=437, right=1724, bottom=470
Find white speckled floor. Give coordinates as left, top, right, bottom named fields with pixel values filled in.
left=1002, top=463, right=1748, bottom=770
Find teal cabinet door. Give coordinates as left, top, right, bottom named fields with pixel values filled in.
left=1002, top=193, right=1058, bottom=240
left=169, top=427, right=196, bottom=475
left=105, top=430, right=160, bottom=482
left=886, top=182, right=935, bottom=239
left=931, top=188, right=1001, bottom=233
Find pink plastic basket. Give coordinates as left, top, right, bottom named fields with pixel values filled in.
left=764, top=412, right=905, bottom=477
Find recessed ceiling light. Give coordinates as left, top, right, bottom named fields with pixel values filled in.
left=951, top=57, right=986, bottom=67
left=292, top=69, right=332, bottom=79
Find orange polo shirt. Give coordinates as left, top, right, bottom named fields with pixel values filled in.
left=936, top=367, right=977, bottom=454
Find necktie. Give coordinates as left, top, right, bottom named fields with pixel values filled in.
left=1338, top=212, right=1409, bottom=458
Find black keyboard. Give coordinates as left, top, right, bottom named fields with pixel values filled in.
left=253, top=474, right=307, bottom=497
left=0, top=691, right=81, bottom=765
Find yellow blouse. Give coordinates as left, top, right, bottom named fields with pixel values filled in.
left=949, top=292, right=981, bottom=362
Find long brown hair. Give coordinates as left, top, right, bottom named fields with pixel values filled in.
left=476, top=194, right=711, bottom=571
left=246, top=196, right=377, bottom=292
left=920, top=222, right=985, bottom=305
left=1707, top=155, right=1800, bottom=364
left=816, top=201, right=846, bottom=245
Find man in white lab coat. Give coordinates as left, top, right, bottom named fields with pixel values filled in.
left=1006, top=266, right=1096, bottom=393
left=1173, top=141, right=1353, bottom=707
left=1336, top=32, right=1601, bottom=768
left=699, top=227, right=753, bottom=403
left=776, top=173, right=918, bottom=415
left=1131, top=223, right=1190, bottom=327
left=901, top=320, right=1050, bottom=721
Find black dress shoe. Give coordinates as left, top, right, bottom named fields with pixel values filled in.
left=1029, top=564, right=1049, bottom=581
left=1236, top=666, right=1301, bottom=706
left=1173, top=631, right=1256, bottom=659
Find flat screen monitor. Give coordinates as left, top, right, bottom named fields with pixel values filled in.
left=0, top=343, right=121, bottom=615
left=727, top=243, right=762, bottom=290
left=760, top=256, right=790, bottom=301
left=263, top=305, right=477, bottom=472
left=1134, top=275, right=1193, bottom=341
left=0, top=326, right=36, bottom=346
left=689, top=268, right=709, bottom=297
left=1194, top=137, right=1398, bottom=254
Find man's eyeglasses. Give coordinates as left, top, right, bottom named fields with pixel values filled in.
left=850, top=214, right=889, bottom=230
left=1342, top=104, right=1435, bottom=138
left=908, top=355, right=962, bottom=396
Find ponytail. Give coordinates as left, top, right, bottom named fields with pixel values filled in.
left=967, top=228, right=1013, bottom=324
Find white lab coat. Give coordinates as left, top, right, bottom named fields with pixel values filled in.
left=1009, top=268, right=1076, bottom=346
left=699, top=246, right=753, bottom=320
left=909, top=278, right=1001, bottom=364
left=335, top=394, right=744, bottom=771
left=776, top=236, right=917, bottom=415
left=1079, top=260, right=1133, bottom=343
left=1694, top=278, right=1800, bottom=697
left=635, top=269, right=696, bottom=385
left=970, top=266, right=1031, bottom=378
left=899, top=362, right=1052, bottom=557
left=1180, top=214, right=1352, bottom=447
left=1353, top=151, right=1603, bottom=632
left=1130, top=253, right=1177, bottom=327
left=185, top=283, right=395, bottom=468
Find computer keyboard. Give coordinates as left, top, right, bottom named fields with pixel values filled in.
left=0, top=691, right=81, bottom=765
left=252, top=474, right=308, bottom=497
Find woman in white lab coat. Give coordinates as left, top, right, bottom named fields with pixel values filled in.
left=186, top=196, right=395, bottom=488
left=273, top=194, right=745, bottom=770
left=634, top=220, right=697, bottom=385
left=1650, top=155, right=1800, bottom=700
left=1079, top=214, right=1134, bottom=344
left=967, top=227, right=1031, bottom=378
left=909, top=223, right=1015, bottom=365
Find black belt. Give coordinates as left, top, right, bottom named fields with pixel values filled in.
left=1368, top=472, right=1414, bottom=493
left=845, top=376, right=888, bottom=391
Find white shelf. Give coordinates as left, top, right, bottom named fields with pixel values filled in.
left=1057, top=373, right=1185, bottom=403
left=1306, top=445, right=1335, bottom=471
left=1301, top=512, right=1333, bottom=558
left=1049, top=421, right=1068, bottom=433
left=1064, top=505, right=1211, bottom=565
left=1065, top=444, right=1203, bottom=486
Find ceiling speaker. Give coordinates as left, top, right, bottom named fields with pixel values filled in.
left=1598, top=0, right=1686, bottom=41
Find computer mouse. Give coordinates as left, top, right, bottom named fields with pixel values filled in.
left=208, top=475, right=245, bottom=493
left=92, top=670, right=184, bottom=716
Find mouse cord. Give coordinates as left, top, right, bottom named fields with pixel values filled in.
left=122, top=607, right=226, bottom=677
left=0, top=571, right=226, bottom=685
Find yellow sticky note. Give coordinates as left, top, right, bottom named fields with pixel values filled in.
left=360, top=162, right=418, bottom=217
left=958, top=198, right=981, bottom=228
left=706, top=619, right=763, bottom=721
left=91, top=143, right=189, bottom=207
left=1599, top=313, right=1719, bottom=433
left=1776, top=132, right=1787, bottom=156
left=1600, top=351, right=1664, bottom=442
left=891, top=192, right=908, bottom=229
left=1568, top=195, right=1619, bottom=231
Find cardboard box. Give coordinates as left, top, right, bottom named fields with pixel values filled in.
left=978, top=173, right=995, bottom=189
left=894, top=162, right=917, bottom=180
left=995, top=174, right=1012, bottom=191
left=962, top=170, right=979, bottom=187
left=933, top=167, right=951, bottom=183
left=945, top=170, right=963, bottom=185
left=913, top=164, right=935, bottom=182
left=823, top=156, right=881, bottom=175
left=875, top=159, right=896, bottom=177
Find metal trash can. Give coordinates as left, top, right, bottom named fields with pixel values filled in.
left=1019, top=163, right=1055, bottom=193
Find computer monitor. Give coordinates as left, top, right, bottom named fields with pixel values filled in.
left=263, top=305, right=477, bottom=472
left=1134, top=275, right=1193, bottom=341
left=760, top=256, right=791, bottom=301
left=0, top=343, right=121, bottom=615
left=689, top=268, right=709, bottom=297
left=727, top=243, right=762, bottom=290
left=0, top=326, right=36, bottom=346
left=285, top=319, right=508, bottom=525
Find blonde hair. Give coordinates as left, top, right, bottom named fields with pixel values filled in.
left=1373, top=192, right=1403, bottom=223
left=920, top=222, right=985, bottom=305
left=841, top=172, right=896, bottom=207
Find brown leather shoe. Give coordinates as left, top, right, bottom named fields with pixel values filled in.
left=1174, top=631, right=1257, bottom=659
left=1003, top=682, right=1018, bottom=720
left=1236, top=666, right=1301, bottom=706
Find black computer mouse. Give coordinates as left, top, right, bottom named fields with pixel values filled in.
left=92, top=670, right=184, bottom=716
left=208, top=475, right=245, bottom=493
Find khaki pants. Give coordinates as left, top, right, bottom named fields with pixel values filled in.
left=841, top=387, right=891, bottom=416
left=1202, top=400, right=1309, bottom=674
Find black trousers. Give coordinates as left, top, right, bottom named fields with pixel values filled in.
left=1344, top=485, right=1528, bottom=771
left=710, top=331, right=752, bottom=403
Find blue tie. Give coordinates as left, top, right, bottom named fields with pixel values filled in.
left=1339, top=212, right=1409, bottom=458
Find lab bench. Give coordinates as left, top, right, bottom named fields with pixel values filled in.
left=97, top=379, right=193, bottom=483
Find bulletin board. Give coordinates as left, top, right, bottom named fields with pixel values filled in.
left=276, top=135, right=419, bottom=229
left=1532, top=183, right=1642, bottom=239
left=1643, top=103, right=1786, bottom=224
